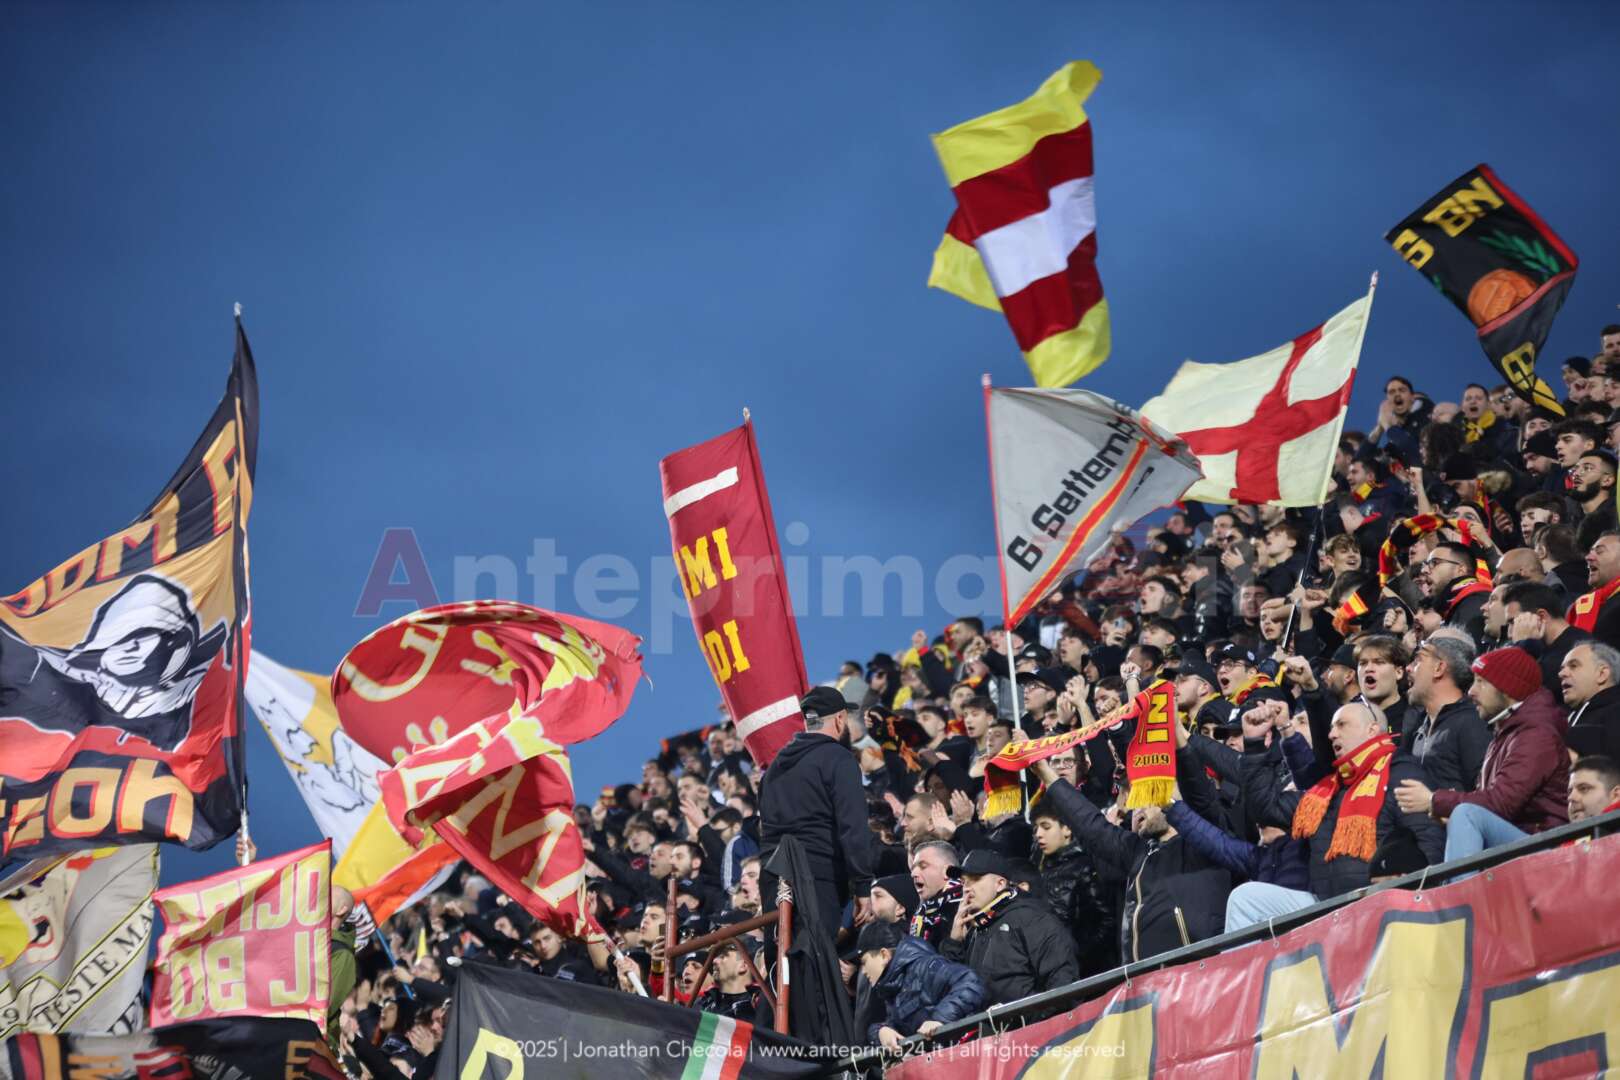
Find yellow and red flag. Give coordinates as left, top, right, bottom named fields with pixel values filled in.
left=929, top=61, right=1109, bottom=387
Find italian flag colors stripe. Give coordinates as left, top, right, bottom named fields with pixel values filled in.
left=680, top=1012, right=751, bottom=1080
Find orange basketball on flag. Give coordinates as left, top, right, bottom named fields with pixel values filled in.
left=1466, top=268, right=1535, bottom=326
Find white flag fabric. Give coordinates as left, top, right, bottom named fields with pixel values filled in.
left=246, top=650, right=387, bottom=860
left=0, top=845, right=156, bottom=1039
left=988, top=387, right=1203, bottom=626
left=1140, top=283, right=1375, bottom=507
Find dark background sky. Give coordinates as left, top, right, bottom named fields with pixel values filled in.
left=4, top=2, right=1617, bottom=886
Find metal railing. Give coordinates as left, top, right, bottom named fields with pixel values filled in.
left=659, top=874, right=796, bottom=1033
left=826, top=807, right=1620, bottom=1077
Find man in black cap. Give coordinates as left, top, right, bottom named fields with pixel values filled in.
left=1213, top=641, right=1259, bottom=699
left=868, top=873, right=919, bottom=926
left=859, top=920, right=986, bottom=1051
left=939, top=849, right=1078, bottom=1006
left=758, top=685, right=877, bottom=939
left=1020, top=667, right=1070, bottom=733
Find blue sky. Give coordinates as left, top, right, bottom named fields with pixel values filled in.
left=4, top=2, right=1617, bottom=886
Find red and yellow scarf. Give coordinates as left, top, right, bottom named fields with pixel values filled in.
left=1292, top=733, right=1397, bottom=862
left=1376, top=515, right=1490, bottom=586
left=1569, top=576, right=1620, bottom=633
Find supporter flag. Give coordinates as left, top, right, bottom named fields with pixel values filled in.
left=335, top=602, right=642, bottom=934
left=1387, top=164, right=1576, bottom=415
left=986, top=385, right=1202, bottom=627
left=1141, top=281, right=1376, bottom=506
left=149, top=840, right=332, bottom=1031
left=440, top=959, right=819, bottom=1078
left=3, top=1017, right=342, bottom=1078
left=0, top=319, right=256, bottom=858
left=660, top=422, right=810, bottom=768
left=245, top=651, right=455, bottom=923
left=929, top=61, right=1110, bottom=387
left=0, top=845, right=156, bottom=1040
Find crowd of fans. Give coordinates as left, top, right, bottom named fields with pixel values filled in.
left=326, top=325, right=1620, bottom=1075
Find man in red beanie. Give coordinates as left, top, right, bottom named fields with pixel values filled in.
left=1395, top=646, right=1570, bottom=865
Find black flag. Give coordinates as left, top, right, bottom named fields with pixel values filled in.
left=1386, top=164, right=1577, bottom=415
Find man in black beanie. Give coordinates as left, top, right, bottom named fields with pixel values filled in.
left=868, top=873, right=919, bottom=926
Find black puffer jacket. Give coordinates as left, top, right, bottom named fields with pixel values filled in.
left=1043, top=780, right=1231, bottom=964
left=758, top=732, right=876, bottom=904
left=1036, top=844, right=1117, bottom=977
left=1241, top=737, right=1445, bottom=899
left=939, top=893, right=1079, bottom=1005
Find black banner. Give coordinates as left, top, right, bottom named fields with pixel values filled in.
left=1386, top=163, right=1577, bottom=414
left=0, top=321, right=258, bottom=858
left=3, top=1017, right=341, bottom=1078
left=439, top=960, right=822, bottom=1079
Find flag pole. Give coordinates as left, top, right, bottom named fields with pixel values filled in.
left=232, top=301, right=251, bottom=866
left=980, top=374, right=1031, bottom=819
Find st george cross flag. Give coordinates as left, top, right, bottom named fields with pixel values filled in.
left=987, top=385, right=1202, bottom=627
left=930, top=61, right=1110, bottom=387
left=1142, top=281, right=1376, bottom=506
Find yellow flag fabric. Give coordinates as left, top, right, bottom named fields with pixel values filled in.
left=931, top=61, right=1101, bottom=186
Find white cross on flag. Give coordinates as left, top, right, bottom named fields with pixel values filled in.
left=1140, top=279, right=1377, bottom=507
left=987, top=384, right=1204, bottom=626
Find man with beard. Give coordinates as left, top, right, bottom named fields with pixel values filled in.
left=1420, top=541, right=1492, bottom=643
left=1571, top=451, right=1619, bottom=550
left=1402, top=636, right=1490, bottom=793
left=1568, top=532, right=1620, bottom=651
left=940, top=849, right=1077, bottom=1006
left=758, top=686, right=876, bottom=940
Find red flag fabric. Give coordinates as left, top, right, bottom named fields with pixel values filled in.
left=336, top=602, right=642, bottom=934
left=149, top=840, right=332, bottom=1031
left=659, top=422, right=809, bottom=768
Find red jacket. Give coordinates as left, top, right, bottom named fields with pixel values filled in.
left=1431, top=688, right=1570, bottom=833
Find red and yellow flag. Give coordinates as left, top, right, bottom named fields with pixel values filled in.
left=930, top=61, right=1109, bottom=387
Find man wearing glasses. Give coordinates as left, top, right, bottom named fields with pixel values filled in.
left=1421, top=542, right=1491, bottom=644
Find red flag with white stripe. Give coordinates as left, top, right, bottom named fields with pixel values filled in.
left=1141, top=280, right=1377, bottom=506
left=659, top=422, right=808, bottom=768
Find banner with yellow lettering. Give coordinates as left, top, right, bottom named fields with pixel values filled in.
left=1387, top=164, right=1577, bottom=415
left=888, top=832, right=1620, bottom=1079
left=0, top=319, right=256, bottom=859
left=148, top=839, right=331, bottom=1032
left=660, top=421, right=810, bottom=768
left=3, top=1016, right=343, bottom=1079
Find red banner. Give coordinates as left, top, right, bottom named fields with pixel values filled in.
left=149, top=840, right=332, bottom=1032
left=659, top=422, right=809, bottom=768
left=890, top=833, right=1620, bottom=1079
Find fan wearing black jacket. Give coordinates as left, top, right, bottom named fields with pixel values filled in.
left=939, top=849, right=1078, bottom=1005
left=1030, top=796, right=1118, bottom=977
left=758, top=687, right=878, bottom=937
left=1030, top=758, right=1232, bottom=964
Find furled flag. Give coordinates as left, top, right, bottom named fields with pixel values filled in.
left=1387, top=164, right=1576, bottom=416
left=660, top=421, right=810, bottom=768
left=0, top=845, right=157, bottom=1040
left=987, top=385, right=1202, bottom=628
left=4, top=1016, right=343, bottom=1079
left=334, top=602, right=642, bottom=933
left=440, top=960, right=819, bottom=1079
left=149, top=840, right=333, bottom=1031
left=930, top=61, right=1109, bottom=387
left=0, top=318, right=257, bottom=859
left=246, top=651, right=456, bottom=923
left=1141, top=280, right=1376, bottom=506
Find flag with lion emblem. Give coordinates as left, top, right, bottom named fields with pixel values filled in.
left=1386, top=164, right=1576, bottom=416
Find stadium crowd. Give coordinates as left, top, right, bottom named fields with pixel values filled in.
left=326, top=325, right=1620, bottom=1076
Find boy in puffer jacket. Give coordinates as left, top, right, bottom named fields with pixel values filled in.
left=859, top=921, right=986, bottom=1052
left=1030, top=796, right=1118, bottom=977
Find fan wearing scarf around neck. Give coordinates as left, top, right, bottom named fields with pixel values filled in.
left=938, top=849, right=1078, bottom=1008
left=1223, top=698, right=1446, bottom=933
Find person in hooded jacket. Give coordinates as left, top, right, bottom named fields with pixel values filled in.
left=859, top=920, right=985, bottom=1051
left=1029, top=795, right=1117, bottom=977
left=758, top=686, right=877, bottom=939
left=1029, top=757, right=1231, bottom=964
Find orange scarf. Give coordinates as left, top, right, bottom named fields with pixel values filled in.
left=1292, top=733, right=1396, bottom=862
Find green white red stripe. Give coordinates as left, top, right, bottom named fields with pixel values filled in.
left=680, top=1012, right=751, bottom=1080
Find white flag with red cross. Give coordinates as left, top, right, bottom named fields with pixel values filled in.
left=1141, top=279, right=1377, bottom=507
